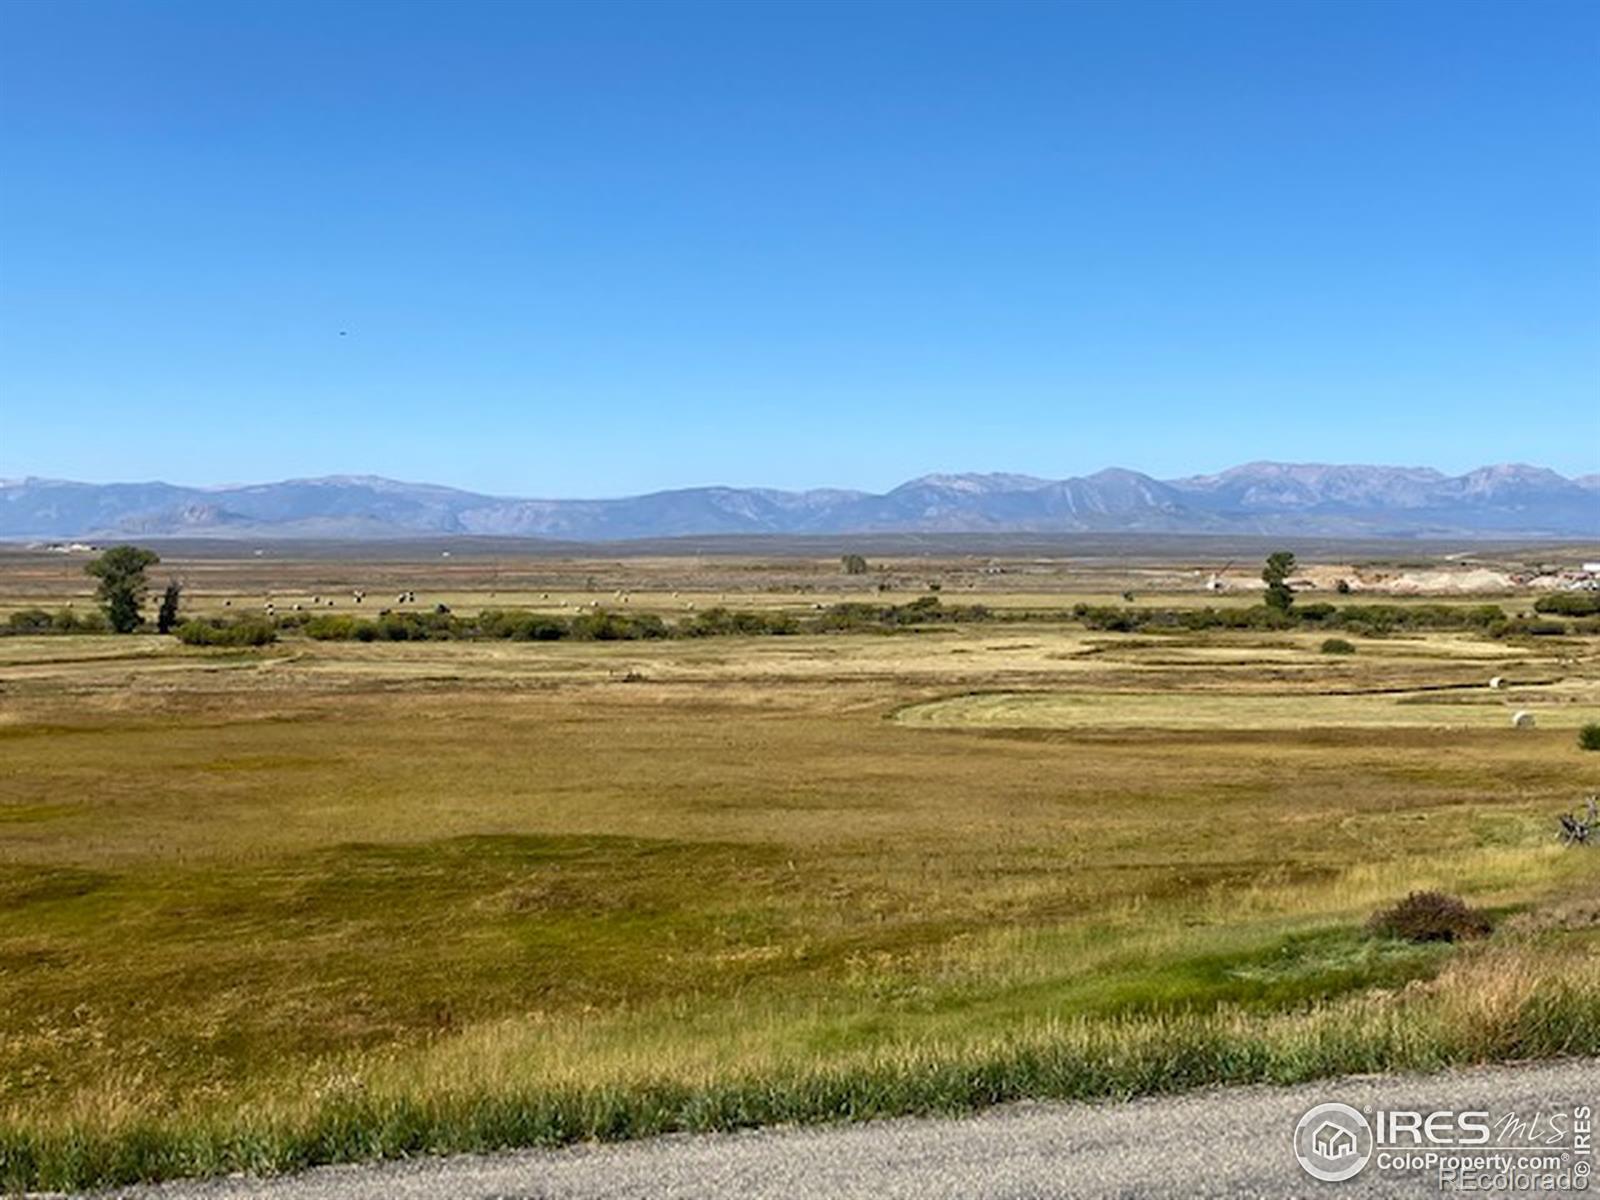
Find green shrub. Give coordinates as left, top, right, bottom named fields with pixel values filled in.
left=1366, top=891, right=1491, bottom=943
left=1319, top=638, right=1356, bottom=655
left=175, top=618, right=277, bottom=647
left=1579, top=723, right=1600, bottom=752
left=1492, top=617, right=1568, bottom=638
left=810, top=596, right=989, bottom=632
left=64, top=608, right=107, bottom=633
left=2, top=607, right=110, bottom=635
left=302, top=614, right=364, bottom=640
left=679, top=607, right=800, bottom=637
left=1534, top=592, right=1600, bottom=617
left=475, top=610, right=569, bottom=641
left=569, top=611, right=669, bottom=641
left=5, top=608, right=56, bottom=634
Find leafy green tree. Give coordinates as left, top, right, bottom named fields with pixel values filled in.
left=85, top=546, right=160, bottom=633
left=156, top=580, right=183, bottom=634
left=840, top=553, right=869, bottom=575
left=1262, top=550, right=1297, bottom=613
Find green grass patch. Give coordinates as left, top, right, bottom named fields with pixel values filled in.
left=1, top=620, right=1596, bottom=1191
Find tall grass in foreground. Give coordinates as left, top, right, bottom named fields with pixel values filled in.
left=4, top=941, right=1596, bottom=1193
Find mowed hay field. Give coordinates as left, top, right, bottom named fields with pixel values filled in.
left=2, top=574, right=1600, bottom=1188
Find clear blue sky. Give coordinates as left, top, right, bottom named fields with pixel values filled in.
left=2, top=0, right=1595, bottom=496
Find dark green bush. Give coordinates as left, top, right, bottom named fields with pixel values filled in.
left=680, top=607, right=800, bottom=637
left=811, top=596, right=988, bottom=632
left=302, top=614, right=363, bottom=640
left=5, top=608, right=55, bottom=634
left=1579, top=723, right=1600, bottom=752
left=1366, top=891, right=1491, bottom=943
left=1492, top=617, right=1568, bottom=638
left=175, top=618, right=277, bottom=647
left=569, top=611, right=669, bottom=641
left=2, top=607, right=108, bottom=635
left=1534, top=592, right=1600, bottom=617
left=1066, top=601, right=1517, bottom=638
left=1320, top=637, right=1356, bottom=655
left=474, top=610, right=568, bottom=641
left=59, top=608, right=107, bottom=633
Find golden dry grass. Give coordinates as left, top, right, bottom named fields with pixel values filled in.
left=1, top=570, right=1597, bottom=1188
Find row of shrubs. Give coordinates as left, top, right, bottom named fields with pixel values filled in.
left=1533, top=592, right=1600, bottom=617
left=292, top=608, right=674, bottom=643
left=282, top=597, right=994, bottom=642
left=13, top=595, right=1597, bottom=644
left=1070, top=601, right=1596, bottom=638
left=9, top=599, right=987, bottom=644
left=3, top=607, right=110, bottom=634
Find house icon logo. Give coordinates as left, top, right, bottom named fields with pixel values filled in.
left=1313, top=1121, right=1357, bottom=1159
left=1293, top=1102, right=1374, bottom=1182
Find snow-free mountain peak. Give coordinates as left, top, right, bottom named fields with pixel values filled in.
left=2, top=463, right=1593, bottom=541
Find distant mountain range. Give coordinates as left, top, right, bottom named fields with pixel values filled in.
left=2, top=463, right=1596, bottom=542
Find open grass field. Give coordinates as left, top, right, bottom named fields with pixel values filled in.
left=2, top=548, right=1599, bottom=1191
left=3, top=541, right=1589, bottom=623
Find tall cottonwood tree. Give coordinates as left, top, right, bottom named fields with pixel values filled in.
left=85, top=546, right=161, bottom=633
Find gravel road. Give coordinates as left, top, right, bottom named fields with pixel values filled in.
left=78, top=1059, right=1597, bottom=1199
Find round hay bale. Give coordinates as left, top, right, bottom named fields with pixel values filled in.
left=1511, top=710, right=1535, bottom=729
left=1488, top=676, right=1504, bottom=689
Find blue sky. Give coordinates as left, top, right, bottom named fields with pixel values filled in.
left=1, top=0, right=1595, bottom=496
